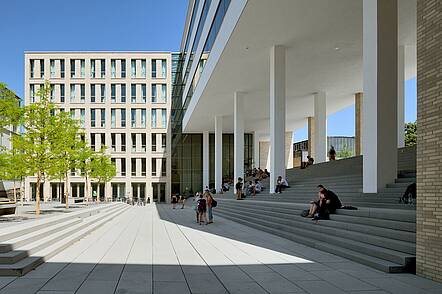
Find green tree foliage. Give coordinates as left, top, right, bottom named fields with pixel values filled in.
left=76, top=141, right=94, bottom=202
left=90, top=150, right=116, bottom=202
left=336, top=145, right=354, bottom=159
left=405, top=122, right=417, bottom=146
left=0, top=83, right=23, bottom=128
left=0, top=148, right=28, bottom=203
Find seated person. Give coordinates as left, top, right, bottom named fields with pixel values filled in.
left=222, top=182, right=229, bottom=192
left=254, top=179, right=262, bottom=193
left=312, top=190, right=329, bottom=221
left=318, top=185, right=342, bottom=213
left=275, top=176, right=284, bottom=193
left=246, top=181, right=256, bottom=196
left=282, top=178, right=289, bottom=188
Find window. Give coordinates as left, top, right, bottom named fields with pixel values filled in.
left=131, top=133, right=136, bottom=152
left=151, top=109, right=157, bottom=128
left=111, top=109, right=116, bottom=128
left=121, top=133, right=126, bottom=152
left=161, top=158, right=166, bottom=176
left=121, top=84, right=126, bottom=103
left=141, top=60, right=146, bottom=77
left=70, top=84, right=75, bottom=102
left=121, top=59, right=126, bottom=78
left=91, top=59, right=96, bottom=78
left=90, top=133, right=96, bottom=150
left=60, top=84, right=65, bottom=102
left=162, top=133, right=166, bottom=149
left=100, top=59, right=106, bottom=78
left=141, top=158, right=146, bottom=176
left=151, top=158, right=157, bottom=176
left=30, top=85, right=35, bottom=103
left=91, top=109, right=96, bottom=127
left=161, top=59, right=166, bottom=78
left=151, top=59, right=157, bottom=78
left=161, top=109, right=167, bottom=128
left=121, top=158, right=126, bottom=176
left=91, top=84, right=96, bottom=103
left=131, top=59, right=136, bottom=77
left=141, top=109, right=146, bottom=128
left=161, top=84, right=167, bottom=102
left=60, top=60, right=65, bottom=78
left=50, top=60, right=56, bottom=78
left=131, top=158, right=136, bottom=176
left=131, top=109, right=136, bottom=127
left=141, top=84, right=146, bottom=103
left=121, top=109, right=126, bottom=127
left=100, top=133, right=106, bottom=148
left=151, top=84, right=157, bottom=103
left=111, top=133, right=116, bottom=151
left=141, top=134, right=146, bottom=152
left=80, top=109, right=85, bottom=127
left=152, top=134, right=157, bottom=152
left=131, top=84, right=136, bottom=103
left=111, top=84, right=116, bottom=103
left=70, top=60, right=75, bottom=78
left=30, top=60, right=35, bottom=78
left=50, top=86, right=55, bottom=101
left=100, top=109, right=105, bottom=127
left=111, top=59, right=116, bottom=78
left=40, top=59, right=45, bottom=78
left=70, top=109, right=75, bottom=119
left=80, top=60, right=85, bottom=78
left=100, top=84, right=105, bottom=102
left=80, top=84, right=85, bottom=102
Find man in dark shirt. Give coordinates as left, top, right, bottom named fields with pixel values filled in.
left=235, top=177, right=243, bottom=200
left=317, top=185, right=342, bottom=213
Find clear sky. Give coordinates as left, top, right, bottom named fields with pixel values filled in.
left=0, top=0, right=416, bottom=141
left=0, top=0, right=188, bottom=98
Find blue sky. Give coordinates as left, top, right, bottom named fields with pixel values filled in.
left=0, top=0, right=416, bottom=141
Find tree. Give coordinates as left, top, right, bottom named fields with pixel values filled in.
left=90, top=150, right=116, bottom=202
left=336, top=145, right=354, bottom=159
left=405, top=122, right=417, bottom=146
left=0, top=148, right=29, bottom=204
left=0, top=83, right=23, bottom=128
left=76, top=141, right=94, bottom=202
left=11, top=81, right=58, bottom=215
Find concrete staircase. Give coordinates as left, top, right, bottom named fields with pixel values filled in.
left=215, top=146, right=417, bottom=273
left=0, top=202, right=130, bottom=276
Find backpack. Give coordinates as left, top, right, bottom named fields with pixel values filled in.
left=211, top=198, right=217, bottom=208
left=300, top=209, right=309, bottom=217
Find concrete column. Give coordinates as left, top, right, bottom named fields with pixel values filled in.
left=202, top=131, right=210, bottom=189
left=43, top=180, right=50, bottom=202
left=105, top=182, right=111, bottom=201
left=259, top=141, right=270, bottom=170
left=285, top=132, right=294, bottom=169
left=214, top=116, right=223, bottom=193
left=76, top=184, right=80, bottom=199
left=234, top=92, right=245, bottom=189
left=253, top=132, right=260, bottom=168
left=117, top=184, right=120, bottom=200
left=97, top=184, right=100, bottom=202
left=269, top=45, right=286, bottom=193
left=355, top=92, right=363, bottom=156
left=397, top=45, right=405, bottom=148
left=314, top=92, right=327, bottom=163
left=362, top=0, right=398, bottom=193
left=307, top=117, right=315, bottom=158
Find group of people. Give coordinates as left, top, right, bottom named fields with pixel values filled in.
left=303, top=184, right=342, bottom=221
left=193, top=191, right=216, bottom=225
left=171, top=195, right=185, bottom=209
left=250, top=168, right=270, bottom=180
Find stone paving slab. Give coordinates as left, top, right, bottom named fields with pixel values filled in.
left=0, top=204, right=441, bottom=293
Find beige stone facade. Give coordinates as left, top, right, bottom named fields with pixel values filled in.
left=24, top=52, right=172, bottom=203
left=416, top=0, right=442, bottom=282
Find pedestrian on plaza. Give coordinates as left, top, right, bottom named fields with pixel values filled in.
left=329, top=146, right=336, bottom=160
left=179, top=195, right=185, bottom=209
left=171, top=195, right=178, bottom=209
left=235, top=177, right=243, bottom=200
left=205, top=191, right=215, bottom=224
left=192, top=193, right=200, bottom=223
left=197, top=192, right=208, bottom=225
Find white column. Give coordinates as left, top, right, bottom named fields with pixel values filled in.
left=314, top=91, right=327, bottom=163
left=214, top=116, right=223, bottom=193
left=363, top=0, right=398, bottom=193
left=397, top=45, right=405, bottom=148
left=253, top=131, right=260, bottom=168
left=269, top=45, right=286, bottom=193
left=286, top=132, right=294, bottom=169
left=234, top=92, right=245, bottom=190
left=202, top=131, right=210, bottom=189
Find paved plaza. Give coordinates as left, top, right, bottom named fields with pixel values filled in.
left=0, top=204, right=441, bottom=294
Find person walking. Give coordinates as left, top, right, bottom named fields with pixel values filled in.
left=329, top=146, right=336, bottom=160
left=171, top=195, right=178, bottom=209
left=235, top=177, right=243, bottom=200
left=197, top=193, right=208, bottom=225
left=205, top=191, right=215, bottom=224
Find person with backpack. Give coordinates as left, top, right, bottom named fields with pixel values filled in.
left=235, top=177, right=243, bottom=200
left=197, top=192, right=208, bottom=225
left=205, top=191, right=217, bottom=224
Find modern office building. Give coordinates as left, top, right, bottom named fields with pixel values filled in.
left=171, top=0, right=442, bottom=282
left=24, top=52, right=172, bottom=203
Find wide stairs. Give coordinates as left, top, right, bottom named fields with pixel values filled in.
left=0, top=202, right=130, bottom=276
left=216, top=146, right=417, bottom=273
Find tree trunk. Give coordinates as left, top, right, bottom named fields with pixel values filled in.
left=85, top=174, right=89, bottom=204
left=36, top=172, right=41, bottom=216
left=13, top=181, right=17, bottom=203
left=20, top=179, right=24, bottom=206
left=65, top=173, right=69, bottom=209
left=97, top=182, right=100, bottom=203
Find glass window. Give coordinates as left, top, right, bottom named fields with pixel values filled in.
left=161, top=84, right=167, bottom=102
left=40, top=59, right=44, bottom=78
left=30, top=84, right=35, bottom=103
left=121, top=84, right=126, bottom=103
left=100, top=84, right=105, bottom=102
left=161, top=109, right=167, bottom=128
left=151, top=158, right=157, bottom=176
left=131, top=59, right=136, bottom=77
left=80, top=59, right=85, bottom=77
left=111, top=59, right=116, bottom=78
left=80, top=109, right=85, bottom=127
left=90, top=133, right=96, bottom=150
left=70, top=59, right=75, bottom=78
left=121, top=158, right=126, bottom=175
left=162, top=133, right=166, bottom=149
left=91, top=59, right=96, bottom=78
left=161, top=59, right=166, bottom=78
left=131, top=109, right=136, bottom=127
left=101, top=133, right=106, bottom=149
left=80, top=84, right=85, bottom=103
left=121, top=109, right=126, bottom=127
left=141, top=158, right=146, bottom=176
left=111, top=109, right=116, bottom=128
left=152, top=134, right=157, bottom=152
left=60, top=84, right=65, bottom=103
left=30, top=60, right=35, bottom=78
left=141, top=60, right=146, bottom=77
left=161, top=158, right=166, bottom=176
left=151, top=84, right=157, bottom=103
left=111, top=133, right=116, bottom=151
left=141, top=133, right=146, bottom=152
left=70, top=109, right=75, bottom=120
left=141, top=109, right=146, bottom=128
left=131, top=134, right=136, bottom=151
left=100, top=59, right=105, bottom=78
left=121, top=59, right=126, bottom=78
left=50, top=60, right=55, bottom=78
left=101, top=109, right=106, bottom=127
left=111, top=84, right=116, bottom=103
left=91, top=84, right=96, bottom=103
left=60, top=59, right=65, bottom=78
left=131, top=84, right=136, bottom=103
left=50, top=85, right=55, bottom=101
left=131, top=158, right=136, bottom=176
left=141, top=84, right=146, bottom=103
left=151, top=59, right=157, bottom=78
left=70, top=84, right=75, bottom=102
left=121, top=134, right=126, bottom=152
left=151, top=109, right=157, bottom=128
left=91, top=109, right=96, bottom=127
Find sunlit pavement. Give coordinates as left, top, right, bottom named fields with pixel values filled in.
left=0, top=204, right=441, bottom=294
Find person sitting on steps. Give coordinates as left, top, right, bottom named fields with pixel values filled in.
left=305, top=185, right=342, bottom=218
